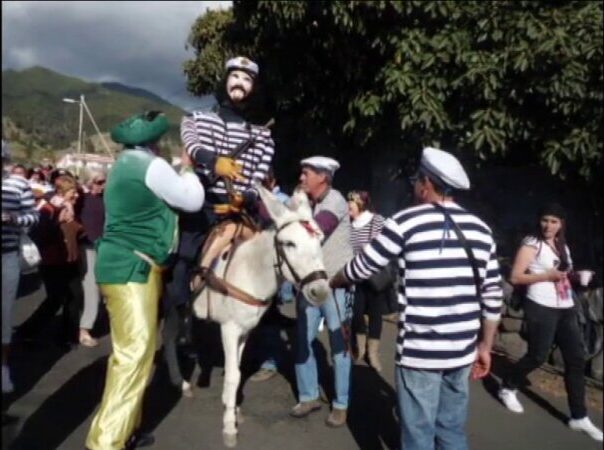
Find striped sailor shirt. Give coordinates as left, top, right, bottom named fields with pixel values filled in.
left=2, top=174, right=39, bottom=253
left=180, top=106, right=274, bottom=203
left=343, top=201, right=503, bottom=370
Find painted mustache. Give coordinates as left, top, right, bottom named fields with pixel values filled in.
left=229, top=85, right=247, bottom=93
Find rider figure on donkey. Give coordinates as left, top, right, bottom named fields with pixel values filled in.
left=162, top=56, right=275, bottom=392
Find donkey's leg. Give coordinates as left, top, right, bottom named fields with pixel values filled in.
left=235, top=334, right=248, bottom=424
left=221, top=322, right=241, bottom=446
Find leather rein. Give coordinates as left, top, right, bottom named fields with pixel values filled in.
left=202, top=220, right=327, bottom=308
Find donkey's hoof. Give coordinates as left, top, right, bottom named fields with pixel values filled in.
left=223, top=432, right=237, bottom=448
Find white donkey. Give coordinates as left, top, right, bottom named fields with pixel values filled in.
left=192, top=184, right=330, bottom=447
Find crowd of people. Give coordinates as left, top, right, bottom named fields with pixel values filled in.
left=2, top=54, right=602, bottom=450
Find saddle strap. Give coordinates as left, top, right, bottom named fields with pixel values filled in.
left=204, top=269, right=268, bottom=308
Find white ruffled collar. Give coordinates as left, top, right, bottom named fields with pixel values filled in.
left=352, top=210, right=374, bottom=229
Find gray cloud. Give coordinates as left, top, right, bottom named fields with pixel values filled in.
left=2, top=0, right=231, bottom=110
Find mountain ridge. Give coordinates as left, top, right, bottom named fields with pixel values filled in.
left=2, top=66, right=187, bottom=161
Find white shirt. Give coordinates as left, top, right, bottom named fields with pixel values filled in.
left=523, top=236, right=574, bottom=309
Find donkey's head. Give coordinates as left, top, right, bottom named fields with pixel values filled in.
left=257, top=183, right=330, bottom=306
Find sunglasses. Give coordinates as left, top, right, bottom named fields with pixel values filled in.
left=93, top=179, right=106, bottom=185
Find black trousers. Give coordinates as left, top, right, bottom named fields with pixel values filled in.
left=503, top=300, right=587, bottom=419
left=18, top=263, right=84, bottom=343
left=352, top=282, right=387, bottom=339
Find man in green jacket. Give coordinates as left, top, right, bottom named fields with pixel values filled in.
left=85, top=111, right=204, bottom=450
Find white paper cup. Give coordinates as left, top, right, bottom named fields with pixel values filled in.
left=577, top=270, right=594, bottom=287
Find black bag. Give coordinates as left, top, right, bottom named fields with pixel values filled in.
left=368, top=260, right=397, bottom=292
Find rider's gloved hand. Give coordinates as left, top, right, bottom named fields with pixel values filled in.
left=214, top=156, right=245, bottom=182
left=213, top=203, right=242, bottom=215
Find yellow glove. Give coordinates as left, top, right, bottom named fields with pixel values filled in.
left=215, top=156, right=245, bottom=182
left=214, top=203, right=242, bottom=215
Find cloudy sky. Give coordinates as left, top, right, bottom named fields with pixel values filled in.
left=2, top=1, right=231, bottom=110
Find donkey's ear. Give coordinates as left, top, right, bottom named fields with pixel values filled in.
left=289, top=187, right=313, bottom=221
left=256, top=182, right=289, bottom=226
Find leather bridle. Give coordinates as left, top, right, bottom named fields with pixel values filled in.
left=273, top=220, right=328, bottom=291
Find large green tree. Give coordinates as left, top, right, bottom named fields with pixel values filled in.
left=184, top=1, right=602, bottom=186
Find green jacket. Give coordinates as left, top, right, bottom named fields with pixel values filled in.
left=95, top=149, right=177, bottom=284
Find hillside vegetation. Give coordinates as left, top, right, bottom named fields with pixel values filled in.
left=2, top=66, right=188, bottom=161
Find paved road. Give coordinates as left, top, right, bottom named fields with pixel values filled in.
left=2, top=279, right=602, bottom=450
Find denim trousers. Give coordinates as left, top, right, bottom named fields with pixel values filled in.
left=396, top=365, right=471, bottom=450
left=295, top=288, right=351, bottom=409
left=2, top=251, right=20, bottom=344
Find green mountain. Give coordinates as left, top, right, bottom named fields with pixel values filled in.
left=1, top=66, right=186, bottom=159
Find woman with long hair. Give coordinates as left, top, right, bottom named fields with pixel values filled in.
left=498, top=203, right=602, bottom=442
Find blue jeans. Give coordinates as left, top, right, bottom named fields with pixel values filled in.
left=295, top=288, right=351, bottom=409
left=396, top=365, right=471, bottom=450
left=279, top=280, right=294, bottom=303
left=2, top=251, right=20, bottom=344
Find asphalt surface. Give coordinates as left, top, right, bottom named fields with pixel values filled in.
left=2, top=275, right=602, bottom=450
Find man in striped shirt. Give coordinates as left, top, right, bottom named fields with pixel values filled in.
left=2, top=140, right=39, bottom=393
left=162, top=56, right=275, bottom=389
left=331, top=147, right=503, bottom=450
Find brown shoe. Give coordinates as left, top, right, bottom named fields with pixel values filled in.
left=325, top=407, right=347, bottom=427
left=250, top=368, right=277, bottom=382
left=289, top=399, right=322, bottom=418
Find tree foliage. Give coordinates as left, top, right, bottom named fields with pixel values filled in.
left=184, top=1, right=603, bottom=184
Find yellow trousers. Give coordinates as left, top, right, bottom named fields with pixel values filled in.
left=86, top=266, right=162, bottom=450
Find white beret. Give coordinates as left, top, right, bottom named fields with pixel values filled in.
left=420, top=147, right=470, bottom=190
left=300, top=156, right=340, bottom=175
left=225, top=56, right=259, bottom=77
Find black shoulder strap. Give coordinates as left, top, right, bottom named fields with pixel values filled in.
left=431, top=202, right=482, bottom=301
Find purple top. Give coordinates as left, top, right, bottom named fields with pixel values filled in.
left=79, top=192, right=105, bottom=244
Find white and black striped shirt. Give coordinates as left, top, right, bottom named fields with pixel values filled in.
left=350, top=211, right=384, bottom=255
left=181, top=110, right=274, bottom=201
left=2, top=174, right=39, bottom=253
left=343, top=202, right=503, bottom=370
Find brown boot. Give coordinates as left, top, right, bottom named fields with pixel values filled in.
left=325, top=407, right=347, bottom=427
left=355, top=333, right=367, bottom=364
left=367, top=339, right=383, bottom=373
left=290, top=399, right=322, bottom=418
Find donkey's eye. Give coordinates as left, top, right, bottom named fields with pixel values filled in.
left=282, top=241, right=297, bottom=249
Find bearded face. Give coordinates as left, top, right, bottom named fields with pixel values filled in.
left=226, top=70, right=254, bottom=104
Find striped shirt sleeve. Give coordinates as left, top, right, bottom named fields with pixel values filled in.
left=16, top=184, right=39, bottom=227
left=481, top=241, right=503, bottom=321
left=181, top=114, right=216, bottom=170
left=344, top=217, right=404, bottom=281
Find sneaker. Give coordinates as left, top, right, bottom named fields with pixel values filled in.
left=289, top=399, right=322, bottom=418
left=181, top=380, right=194, bottom=398
left=79, top=333, right=99, bottom=348
left=568, top=417, right=604, bottom=442
left=2, top=365, right=14, bottom=394
left=249, top=368, right=277, bottom=382
left=498, top=388, right=524, bottom=413
left=325, top=407, right=347, bottom=428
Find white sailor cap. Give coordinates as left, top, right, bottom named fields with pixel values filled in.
left=300, top=156, right=340, bottom=175
left=419, top=147, right=470, bottom=190
left=225, top=56, right=259, bottom=77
